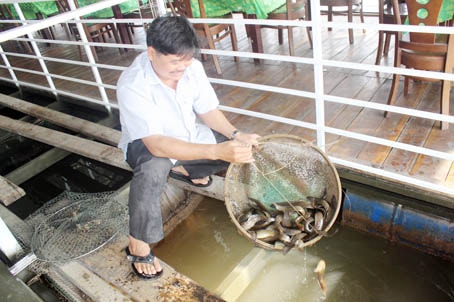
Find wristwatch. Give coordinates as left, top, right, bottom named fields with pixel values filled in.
left=231, top=129, right=240, bottom=140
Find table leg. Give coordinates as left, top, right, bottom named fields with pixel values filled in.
left=245, top=14, right=263, bottom=64
left=348, top=0, right=354, bottom=44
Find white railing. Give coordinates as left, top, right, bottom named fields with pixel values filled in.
left=0, top=0, right=453, bottom=197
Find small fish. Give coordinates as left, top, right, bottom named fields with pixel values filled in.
left=274, top=240, right=286, bottom=250
left=278, top=233, right=292, bottom=244
left=314, top=211, right=324, bottom=231
left=294, top=215, right=306, bottom=231
left=291, top=232, right=307, bottom=244
left=255, top=228, right=279, bottom=242
left=274, top=215, right=301, bottom=236
left=314, top=259, right=327, bottom=297
left=253, top=215, right=275, bottom=230
left=282, top=210, right=294, bottom=228
left=305, top=216, right=315, bottom=233
left=307, top=196, right=330, bottom=213
left=240, top=214, right=264, bottom=231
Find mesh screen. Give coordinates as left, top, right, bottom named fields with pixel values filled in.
left=224, top=134, right=342, bottom=253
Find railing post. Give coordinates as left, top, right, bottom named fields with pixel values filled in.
left=13, top=3, right=57, bottom=98
left=0, top=45, right=19, bottom=89
left=67, top=0, right=112, bottom=112
left=309, top=0, right=326, bottom=151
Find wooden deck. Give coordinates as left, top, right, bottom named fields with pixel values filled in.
left=0, top=15, right=453, bottom=206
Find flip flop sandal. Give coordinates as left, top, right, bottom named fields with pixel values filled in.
left=169, top=171, right=213, bottom=187
left=125, top=247, right=163, bottom=280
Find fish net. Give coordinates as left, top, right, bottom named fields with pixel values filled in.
left=224, top=134, right=342, bottom=253
left=11, top=191, right=128, bottom=274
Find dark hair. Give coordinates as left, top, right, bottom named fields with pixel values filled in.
left=146, top=16, right=199, bottom=56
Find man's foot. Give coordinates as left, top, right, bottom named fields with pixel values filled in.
left=171, top=166, right=211, bottom=186
left=127, top=236, right=163, bottom=279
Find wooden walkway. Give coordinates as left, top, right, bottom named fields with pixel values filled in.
left=0, top=15, right=453, bottom=207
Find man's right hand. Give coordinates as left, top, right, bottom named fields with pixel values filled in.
left=216, top=140, right=256, bottom=163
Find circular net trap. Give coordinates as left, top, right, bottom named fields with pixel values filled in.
left=12, top=191, right=128, bottom=273
left=224, top=134, right=342, bottom=253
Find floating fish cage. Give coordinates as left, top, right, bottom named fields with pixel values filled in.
left=224, top=134, right=342, bottom=252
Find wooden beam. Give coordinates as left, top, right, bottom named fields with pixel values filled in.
left=0, top=175, right=25, bottom=206
left=0, top=94, right=121, bottom=146
left=5, top=113, right=122, bottom=186
left=6, top=148, right=70, bottom=185
left=0, top=115, right=130, bottom=172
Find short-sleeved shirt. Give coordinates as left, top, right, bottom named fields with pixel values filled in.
left=117, top=52, right=219, bottom=160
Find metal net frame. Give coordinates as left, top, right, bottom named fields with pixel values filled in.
left=11, top=191, right=128, bottom=274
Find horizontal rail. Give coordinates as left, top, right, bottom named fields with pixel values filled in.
left=0, top=64, right=117, bottom=90
left=211, top=77, right=454, bottom=124
left=0, top=0, right=128, bottom=42
left=0, top=50, right=129, bottom=70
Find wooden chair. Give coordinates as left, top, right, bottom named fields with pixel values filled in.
left=63, top=0, right=123, bottom=62
left=375, top=0, right=408, bottom=65
left=385, top=0, right=453, bottom=130
left=69, top=22, right=122, bottom=62
left=53, top=0, right=73, bottom=40
left=0, top=4, right=32, bottom=53
left=261, top=0, right=312, bottom=55
left=169, top=0, right=238, bottom=75
left=319, top=0, right=365, bottom=44
left=121, top=0, right=155, bottom=36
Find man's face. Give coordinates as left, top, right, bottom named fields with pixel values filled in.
left=147, top=47, right=193, bottom=83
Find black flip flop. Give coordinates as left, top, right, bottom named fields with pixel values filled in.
left=169, top=171, right=213, bottom=187
left=125, top=247, right=163, bottom=280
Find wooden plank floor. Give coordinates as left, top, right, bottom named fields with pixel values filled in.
left=0, top=15, right=453, bottom=198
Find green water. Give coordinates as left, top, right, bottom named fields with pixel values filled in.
left=154, top=198, right=454, bottom=302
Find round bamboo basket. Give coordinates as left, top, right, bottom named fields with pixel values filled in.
left=224, top=134, right=342, bottom=251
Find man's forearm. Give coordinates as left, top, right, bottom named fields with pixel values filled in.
left=199, top=109, right=237, bottom=139
left=142, top=135, right=218, bottom=161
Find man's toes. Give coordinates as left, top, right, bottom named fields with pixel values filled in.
left=146, top=264, right=157, bottom=275
left=135, top=261, right=161, bottom=275
left=135, top=263, right=154, bottom=275
left=192, top=176, right=209, bottom=185
left=154, top=258, right=163, bottom=273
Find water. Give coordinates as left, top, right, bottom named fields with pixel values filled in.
left=154, top=198, right=454, bottom=302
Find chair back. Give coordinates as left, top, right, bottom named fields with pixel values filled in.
left=0, top=4, right=13, bottom=20
left=170, top=0, right=212, bottom=19
left=197, top=0, right=209, bottom=19
left=0, top=4, right=19, bottom=34
left=287, top=0, right=307, bottom=20
left=169, top=0, right=195, bottom=18
left=392, top=0, right=444, bottom=43
left=56, top=0, right=71, bottom=13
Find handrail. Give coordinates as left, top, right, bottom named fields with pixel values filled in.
left=0, top=1, right=452, bottom=198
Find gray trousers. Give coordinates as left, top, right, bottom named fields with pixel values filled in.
left=125, top=131, right=229, bottom=244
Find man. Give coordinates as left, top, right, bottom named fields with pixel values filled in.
left=117, top=16, right=260, bottom=280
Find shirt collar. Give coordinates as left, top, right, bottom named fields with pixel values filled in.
left=144, top=58, right=161, bottom=86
